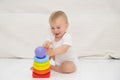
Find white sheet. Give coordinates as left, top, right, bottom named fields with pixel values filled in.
left=0, top=58, right=120, bottom=80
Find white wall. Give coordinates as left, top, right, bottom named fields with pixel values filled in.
left=0, top=0, right=120, bottom=58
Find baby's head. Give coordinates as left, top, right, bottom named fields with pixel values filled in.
left=49, top=11, right=69, bottom=38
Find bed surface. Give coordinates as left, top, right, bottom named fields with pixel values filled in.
left=0, top=58, right=120, bottom=80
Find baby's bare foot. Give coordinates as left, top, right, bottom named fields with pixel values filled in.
left=51, top=65, right=61, bottom=73
left=30, top=67, right=33, bottom=70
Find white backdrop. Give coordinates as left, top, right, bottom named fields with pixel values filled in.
left=0, top=0, right=120, bottom=58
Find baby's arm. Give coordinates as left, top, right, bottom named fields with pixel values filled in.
left=42, top=41, right=54, bottom=60
left=46, top=45, right=70, bottom=56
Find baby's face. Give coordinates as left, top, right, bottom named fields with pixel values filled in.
left=50, top=16, right=68, bottom=39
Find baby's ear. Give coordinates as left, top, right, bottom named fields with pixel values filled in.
left=66, top=22, right=69, bottom=28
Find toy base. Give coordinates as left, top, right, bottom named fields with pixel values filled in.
left=32, top=72, right=50, bottom=78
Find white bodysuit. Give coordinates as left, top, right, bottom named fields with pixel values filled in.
left=48, top=32, right=78, bottom=66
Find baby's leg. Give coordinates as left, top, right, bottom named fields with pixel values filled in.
left=51, top=61, right=76, bottom=74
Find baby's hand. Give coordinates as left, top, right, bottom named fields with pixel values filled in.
left=46, top=48, right=54, bottom=56
left=42, top=41, right=51, bottom=49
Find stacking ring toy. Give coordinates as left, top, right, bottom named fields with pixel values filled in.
left=32, top=46, right=50, bottom=78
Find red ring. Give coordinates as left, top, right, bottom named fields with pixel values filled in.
left=32, top=72, right=50, bottom=78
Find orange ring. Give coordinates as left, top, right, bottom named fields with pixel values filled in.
left=33, top=67, right=50, bottom=74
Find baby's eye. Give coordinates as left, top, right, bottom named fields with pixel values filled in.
left=51, top=27, right=55, bottom=30
left=57, top=27, right=60, bottom=29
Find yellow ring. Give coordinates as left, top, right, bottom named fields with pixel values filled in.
left=33, top=60, right=50, bottom=67
left=33, top=63, right=50, bottom=70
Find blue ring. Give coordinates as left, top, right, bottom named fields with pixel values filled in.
left=34, top=55, right=48, bottom=62
left=36, top=55, right=46, bottom=59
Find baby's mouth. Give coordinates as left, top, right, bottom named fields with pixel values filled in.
left=55, top=33, right=60, bottom=36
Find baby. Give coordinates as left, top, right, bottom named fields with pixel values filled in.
left=43, top=11, right=77, bottom=74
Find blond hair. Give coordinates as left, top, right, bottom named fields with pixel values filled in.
left=49, top=11, right=68, bottom=23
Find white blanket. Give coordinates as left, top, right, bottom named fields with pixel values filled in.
left=0, top=58, right=120, bottom=80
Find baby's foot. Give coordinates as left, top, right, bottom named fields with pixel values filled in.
left=30, top=67, right=33, bottom=70
left=51, top=65, right=61, bottom=73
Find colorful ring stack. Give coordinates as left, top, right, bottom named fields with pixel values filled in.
left=32, top=46, right=50, bottom=78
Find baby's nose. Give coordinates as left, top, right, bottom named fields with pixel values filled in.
left=54, top=28, right=58, bottom=32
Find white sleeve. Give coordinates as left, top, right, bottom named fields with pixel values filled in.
left=63, top=34, right=72, bottom=46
